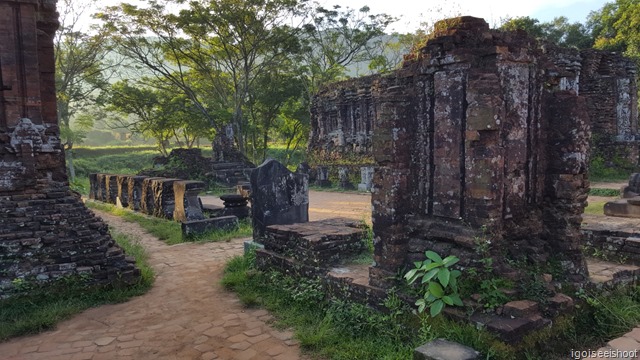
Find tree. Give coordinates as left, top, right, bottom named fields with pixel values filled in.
left=97, top=0, right=306, bottom=161
left=56, top=0, right=114, bottom=180
left=246, top=63, right=305, bottom=163
left=588, top=0, right=640, bottom=62
left=500, top=16, right=546, bottom=38
left=105, top=80, right=213, bottom=156
left=298, top=4, right=394, bottom=98
left=500, top=16, right=593, bottom=49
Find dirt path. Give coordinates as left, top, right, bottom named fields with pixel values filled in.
left=200, top=190, right=372, bottom=223
left=0, top=211, right=304, bottom=360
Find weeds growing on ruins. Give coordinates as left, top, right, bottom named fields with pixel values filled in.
left=224, top=250, right=640, bottom=359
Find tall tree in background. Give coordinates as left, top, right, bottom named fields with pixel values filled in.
left=98, top=0, right=307, bottom=162
left=298, top=4, right=394, bottom=98
left=588, top=0, right=640, bottom=63
left=97, top=0, right=393, bottom=163
left=500, top=16, right=593, bottom=49
left=105, top=80, right=213, bottom=156
left=56, top=0, right=114, bottom=180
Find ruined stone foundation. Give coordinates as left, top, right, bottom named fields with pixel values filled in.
left=0, top=0, right=139, bottom=297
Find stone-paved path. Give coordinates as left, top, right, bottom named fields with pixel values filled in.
left=0, top=211, right=305, bottom=360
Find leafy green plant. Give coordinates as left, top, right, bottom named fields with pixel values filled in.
left=404, top=251, right=463, bottom=317
left=479, top=278, right=511, bottom=311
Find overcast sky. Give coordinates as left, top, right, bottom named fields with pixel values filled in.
left=87, top=0, right=611, bottom=33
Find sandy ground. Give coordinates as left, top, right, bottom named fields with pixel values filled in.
left=200, top=190, right=373, bottom=223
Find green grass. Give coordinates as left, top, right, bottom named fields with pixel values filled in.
left=589, top=188, right=620, bottom=197
left=73, top=150, right=158, bottom=179
left=222, top=252, right=517, bottom=360
left=589, top=156, right=634, bottom=183
left=85, top=200, right=252, bottom=245
left=584, top=200, right=607, bottom=215
left=86, top=200, right=184, bottom=244
left=223, top=250, right=640, bottom=360
left=263, top=143, right=306, bottom=167
left=0, top=230, right=153, bottom=341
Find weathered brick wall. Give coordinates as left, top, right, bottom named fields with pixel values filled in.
left=360, top=17, right=592, bottom=287
left=580, top=49, right=639, bottom=165
left=309, top=75, right=378, bottom=155
left=0, top=0, right=139, bottom=298
left=310, top=27, right=639, bottom=169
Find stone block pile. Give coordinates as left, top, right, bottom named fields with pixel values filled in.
left=259, top=218, right=367, bottom=266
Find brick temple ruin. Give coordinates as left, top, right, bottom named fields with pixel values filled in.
left=309, top=16, right=639, bottom=286
left=0, top=0, right=139, bottom=297
left=309, top=26, right=639, bottom=167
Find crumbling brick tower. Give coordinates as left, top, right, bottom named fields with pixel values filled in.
left=0, top=0, right=139, bottom=297
left=368, top=17, right=592, bottom=287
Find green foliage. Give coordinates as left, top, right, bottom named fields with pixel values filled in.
left=105, top=80, right=213, bottom=156
left=264, top=143, right=306, bottom=168
left=479, top=278, right=512, bottom=311
left=458, top=227, right=515, bottom=312
left=69, top=177, right=89, bottom=195
left=404, top=251, right=463, bottom=317
left=222, top=254, right=416, bottom=359
left=73, top=146, right=158, bottom=179
left=518, top=274, right=553, bottom=306
left=589, top=188, right=620, bottom=197
left=0, top=230, right=153, bottom=341
left=589, top=155, right=634, bottom=182
left=589, top=0, right=640, bottom=63
left=500, top=16, right=593, bottom=49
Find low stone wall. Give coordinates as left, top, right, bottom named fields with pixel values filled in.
left=582, top=227, right=640, bottom=265
left=89, top=174, right=239, bottom=239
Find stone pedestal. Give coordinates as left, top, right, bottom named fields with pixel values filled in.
left=105, top=174, right=120, bottom=204
left=182, top=216, right=239, bottom=239
left=151, top=178, right=179, bottom=219
left=96, top=173, right=108, bottom=202
left=88, top=173, right=98, bottom=200
left=173, top=180, right=206, bottom=222
left=357, top=166, right=374, bottom=192
left=116, top=175, right=130, bottom=208
left=338, top=167, right=355, bottom=190
left=140, top=177, right=163, bottom=215
left=604, top=175, right=640, bottom=218
left=315, top=166, right=331, bottom=187
left=220, top=194, right=250, bottom=219
left=127, top=176, right=148, bottom=211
